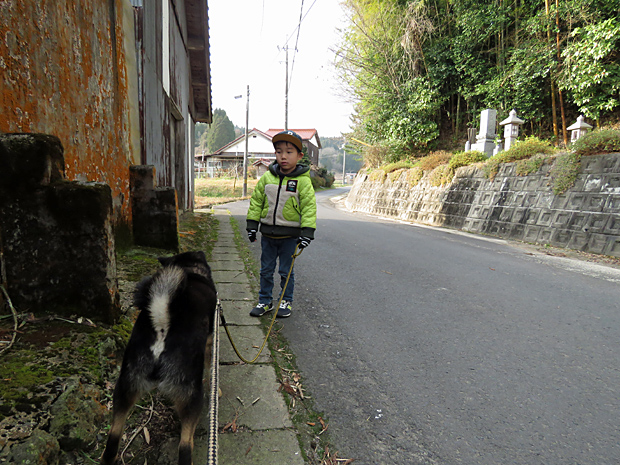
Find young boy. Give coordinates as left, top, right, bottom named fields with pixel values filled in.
left=246, top=130, right=317, bottom=318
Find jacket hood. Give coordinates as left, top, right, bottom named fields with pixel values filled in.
left=269, top=162, right=310, bottom=178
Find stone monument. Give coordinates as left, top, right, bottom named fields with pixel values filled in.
left=470, top=109, right=497, bottom=157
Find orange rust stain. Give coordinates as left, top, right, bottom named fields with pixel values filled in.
left=0, top=0, right=136, bottom=225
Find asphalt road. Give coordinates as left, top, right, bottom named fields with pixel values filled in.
left=221, top=187, right=620, bottom=465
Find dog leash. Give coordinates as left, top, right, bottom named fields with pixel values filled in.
left=219, top=245, right=303, bottom=364
left=206, top=299, right=221, bottom=465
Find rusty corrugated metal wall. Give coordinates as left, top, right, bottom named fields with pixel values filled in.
left=136, top=0, right=197, bottom=211
left=0, top=0, right=141, bottom=228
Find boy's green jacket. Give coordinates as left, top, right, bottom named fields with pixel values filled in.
left=246, top=162, right=317, bottom=239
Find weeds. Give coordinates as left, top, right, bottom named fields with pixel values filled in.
left=448, top=150, right=486, bottom=171
left=550, top=152, right=582, bottom=194
left=572, top=129, right=620, bottom=156
left=515, top=153, right=552, bottom=176
left=368, top=169, right=387, bottom=182
left=484, top=136, right=555, bottom=179
left=429, top=164, right=454, bottom=186
left=387, top=168, right=407, bottom=182
left=383, top=160, right=414, bottom=173
left=414, top=150, right=452, bottom=171
left=405, top=166, right=425, bottom=187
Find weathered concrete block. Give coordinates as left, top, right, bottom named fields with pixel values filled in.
left=585, top=194, right=607, bottom=212
left=538, top=228, right=554, bottom=244
left=552, top=210, right=572, bottom=228
left=550, top=193, right=570, bottom=210
left=0, top=133, right=65, bottom=194
left=508, top=223, right=526, bottom=241
left=497, top=207, right=514, bottom=222
left=581, top=156, right=605, bottom=173
left=551, top=229, right=571, bottom=248
left=607, top=237, right=620, bottom=256
left=586, top=213, right=610, bottom=233
left=0, top=134, right=120, bottom=323
left=523, top=226, right=541, bottom=242
left=130, top=165, right=179, bottom=250
left=524, top=176, right=543, bottom=191
left=587, top=234, right=609, bottom=254
left=536, top=191, right=555, bottom=209
left=584, top=174, right=604, bottom=192
left=521, top=192, right=539, bottom=207
left=606, top=215, right=620, bottom=234
left=600, top=173, right=620, bottom=193
left=567, top=231, right=590, bottom=251
left=537, top=210, right=553, bottom=227
left=569, top=211, right=590, bottom=231
left=606, top=195, right=620, bottom=212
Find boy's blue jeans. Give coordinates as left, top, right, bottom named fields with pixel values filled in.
left=259, top=236, right=297, bottom=304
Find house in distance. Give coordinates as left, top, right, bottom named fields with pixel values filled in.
left=196, top=128, right=321, bottom=177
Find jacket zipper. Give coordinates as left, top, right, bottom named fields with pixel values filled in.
left=272, top=175, right=284, bottom=225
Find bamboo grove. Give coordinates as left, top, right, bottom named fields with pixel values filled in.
left=334, top=0, right=620, bottom=161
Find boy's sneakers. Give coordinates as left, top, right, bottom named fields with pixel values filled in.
left=277, top=300, right=292, bottom=318
left=250, top=302, right=273, bottom=317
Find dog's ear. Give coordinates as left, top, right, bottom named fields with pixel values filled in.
left=158, top=255, right=174, bottom=267
left=192, top=251, right=207, bottom=265
left=158, top=251, right=208, bottom=269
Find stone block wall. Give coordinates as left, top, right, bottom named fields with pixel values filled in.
left=0, top=134, right=120, bottom=323
left=345, top=153, right=620, bottom=257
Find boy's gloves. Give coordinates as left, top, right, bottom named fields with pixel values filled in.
left=248, top=229, right=257, bottom=242
left=297, top=236, right=312, bottom=249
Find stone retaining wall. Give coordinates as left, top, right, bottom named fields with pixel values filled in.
left=345, top=153, right=620, bottom=257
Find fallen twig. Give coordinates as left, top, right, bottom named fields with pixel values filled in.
left=222, top=410, right=239, bottom=433
left=120, top=394, right=154, bottom=464
left=0, top=284, right=18, bottom=357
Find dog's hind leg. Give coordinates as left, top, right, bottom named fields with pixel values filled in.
left=175, top=390, right=204, bottom=465
left=100, top=377, right=143, bottom=465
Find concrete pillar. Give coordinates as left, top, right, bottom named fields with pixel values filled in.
left=130, top=165, right=179, bottom=250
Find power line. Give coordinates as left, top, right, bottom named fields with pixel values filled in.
left=285, top=0, right=318, bottom=89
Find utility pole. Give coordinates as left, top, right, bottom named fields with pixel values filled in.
left=341, top=143, right=346, bottom=185
left=243, top=84, right=249, bottom=197
left=284, top=47, right=289, bottom=130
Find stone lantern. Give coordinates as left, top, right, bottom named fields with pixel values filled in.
left=567, top=115, right=593, bottom=143
left=499, top=109, right=524, bottom=151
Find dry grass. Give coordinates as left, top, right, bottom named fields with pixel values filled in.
left=194, top=177, right=259, bottom=208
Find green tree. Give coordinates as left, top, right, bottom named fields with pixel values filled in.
left=560, top=18, right=620, bottom=125
left=336, top=0, right=439, bottom=160
left=195, top=122, right=208, bottom=147
left=200, top=109, right=236, bottom=153
left=336, top=0, right=620, bottom=165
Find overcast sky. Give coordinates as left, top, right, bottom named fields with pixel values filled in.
left=207, top=0, right=354, bottom=138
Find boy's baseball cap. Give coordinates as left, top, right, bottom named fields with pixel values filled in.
left=272, top=130, right=303, bottom=152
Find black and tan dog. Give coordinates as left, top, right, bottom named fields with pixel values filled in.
left=100, top=251, right=217, bottom=465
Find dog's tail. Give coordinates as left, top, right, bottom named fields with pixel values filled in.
left=148, top=266, right=185, bottom=358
